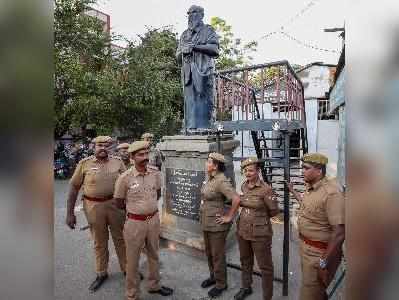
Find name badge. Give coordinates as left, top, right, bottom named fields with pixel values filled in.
left=130, top=183, right=139, bottom=189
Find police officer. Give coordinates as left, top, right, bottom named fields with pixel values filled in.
left=287, top=153, right=345, bottom=300
left=117, top=142, right=133, bottom=169
left=114, top=141, right=173, bottom=300
left=116, top=142, right=146, bottom=281
left=234, top=158, right=279, bottom=300
left=66, top=136, right=127, bottom=292
left=141, top=132, right=163, bottom=170
left=200, top=152, right=241, bottom=298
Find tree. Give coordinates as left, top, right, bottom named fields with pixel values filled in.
left=54, top=0, right=117, bottom=138
left=54, top=1, right=183, bottom=140
left=119, top=27, right=183, bottom=140
left=210, top=17, right=258, bottom=71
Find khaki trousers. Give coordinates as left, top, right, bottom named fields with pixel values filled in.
left=203, top=230, right=228, bottom=289
left=83, top=199, right=126, bottom=276
left=124, top=214, right=161, bottom=300
left=237, top=233, right=274, bottom=300
left=299, top=241, right=342, bottom=300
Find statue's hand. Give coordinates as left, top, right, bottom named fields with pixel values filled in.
left=182, top=43, right=194, bottom=54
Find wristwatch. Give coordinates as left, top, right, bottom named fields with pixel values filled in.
left=319, top=258, right=328, bottom=269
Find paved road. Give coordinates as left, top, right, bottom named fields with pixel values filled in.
left=55, top=179, right=343, bottom=300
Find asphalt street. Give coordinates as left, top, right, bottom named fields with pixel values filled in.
left=55, top=179, right=343, bottom=300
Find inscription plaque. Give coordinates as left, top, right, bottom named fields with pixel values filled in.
left=165, top=168, right=205, bottom=220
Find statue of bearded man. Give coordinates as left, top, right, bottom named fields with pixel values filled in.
left=176, top=5, right=220, bottom=131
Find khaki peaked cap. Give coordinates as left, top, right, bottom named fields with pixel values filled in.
left=128, top=141, right=150, bottom=154
left=208, top=152, right=226, bottom=164
left=116, top=143, right=130, bottom=150
left=141, top=133, right=154, bottom=139
left=302, top=153, right=328, bottom=165
left=93, top=136, right=112, bottom=144
left=241, top=157, right=261, bottom=170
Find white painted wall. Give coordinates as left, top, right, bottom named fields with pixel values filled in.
left=337, top=106, right=346, bottom=189
left=305, top=99, right=318, bottom=153
left=232, top=103, right=274, bottom=159
left=317, top=120, right=339, bottom=176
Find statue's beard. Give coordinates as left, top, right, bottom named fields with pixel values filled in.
left=188, top=18, right=202, bottom=30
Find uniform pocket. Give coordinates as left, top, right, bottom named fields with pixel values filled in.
left=252, top=218, right=271, bottom=237
left=85, top=171, right=98, bottom=185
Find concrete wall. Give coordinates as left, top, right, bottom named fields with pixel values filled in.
left=317, top=120, right=339, bottom=176
left=337, top=106, right=346, bottom=189
left=299, top=64, right=337, bottom=157
left=305, top=99, right=318, bottom=153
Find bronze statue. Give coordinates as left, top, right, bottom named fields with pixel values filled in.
left=176, top=5, right=219, bottom=131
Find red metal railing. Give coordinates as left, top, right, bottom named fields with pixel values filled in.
left=214, top=60, right=305, bottom=125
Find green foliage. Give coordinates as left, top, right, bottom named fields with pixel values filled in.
left=123, top=28, right=183, bottom=140
left=54, top=0, right=182, bottom=140
left=248, top=67, right=281, bottom=89
left=210, top=17, right=258, bottom=71
left=54, top=0, right=115, bottom=138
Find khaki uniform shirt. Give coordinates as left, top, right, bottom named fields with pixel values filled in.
left=70, top=155, right=126, bottom=198
left=199, top=172, right=236, bottom=232
left=298, top=177, right=345, bottom=243
left=238, top=179, right=279, bottom=241
left=114, top=166, right=161, bottom=215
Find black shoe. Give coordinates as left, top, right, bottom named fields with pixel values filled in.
left=201, top=277, right=216, bottom=288
left=208, top=286, right=228, bottom=298
left=148, top=286, right=174, bottom=296
left=123, top=272, right=144, bottom=280
left=88, top=274, right=108, bottom=292
left=234, top=287, right=253, bottom=300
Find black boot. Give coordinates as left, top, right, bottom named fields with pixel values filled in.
left=208, top=285, right=228, bottom=298
left=148, top=286, right=174, bottom=296
left=234, top=287, right=253, bottom=300
left=88, top=274, right=108, bottom=292
left=201, top=277, right=216, bottom=288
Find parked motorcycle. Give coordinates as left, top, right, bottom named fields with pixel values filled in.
left=54, top=157, right=70, bottom=179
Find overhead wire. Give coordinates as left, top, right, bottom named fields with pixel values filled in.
left=258, top=0, right=339, bottom=54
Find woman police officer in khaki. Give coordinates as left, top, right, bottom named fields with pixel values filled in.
left=233, top=157, right=279, bottom=300
left=199, top=152, right=241, bottom=298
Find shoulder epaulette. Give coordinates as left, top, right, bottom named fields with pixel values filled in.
left=110, top=155, right=122, bottom=161
left=321, top=177, right=339, bottom=195
left=80, top=155, right=94, bottom=163
left=120, top=168, right=133, bottom=177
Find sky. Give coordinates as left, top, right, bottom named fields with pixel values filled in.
left=95, top=0, right=346, bottom=66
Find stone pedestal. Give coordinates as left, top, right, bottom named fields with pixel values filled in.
left=158, top=134, right=239, bottom=258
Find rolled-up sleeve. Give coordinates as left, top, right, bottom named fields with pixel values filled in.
left=70, top=161, right=84, bottom=188
left=114, top=174, right=128, bottom=199
left=326, top=191, right=345, bottom=225
left=263, top=186, right=279, bottom=217
left=218, top=178, right=237, bottom=202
